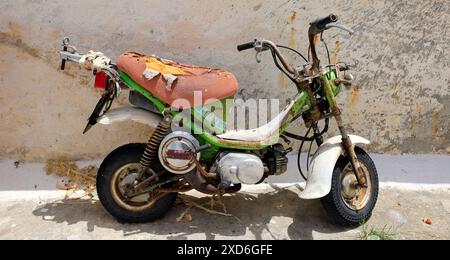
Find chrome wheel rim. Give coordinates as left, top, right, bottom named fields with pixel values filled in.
left=110, top=163, right=160, bottom=212
left=340, top=162, right=372, bottom=211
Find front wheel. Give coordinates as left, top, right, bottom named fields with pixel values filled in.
left=321, top=147, right=379, bottom=226
left=97, top=143, right=178, bottom=223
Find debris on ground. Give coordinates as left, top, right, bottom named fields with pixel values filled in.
left=14, top=160, right=23, bottom=168
left=388, top=209, right=407, bottom=225
left=359, top=224, right=396, bottom=240
left=56, top=177, right=77, bottom=190
left=176, top=195, right=235, bottom=222
left=422, top=217, right=432, bottom=225
left=176, top=207, right=193, bottom=222
left=367, top=235, right=381, bottom=240
left=45, top=160, right=98, bottom=198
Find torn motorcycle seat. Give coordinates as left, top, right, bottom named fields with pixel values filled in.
left=117, top=52, right=239, bottom=109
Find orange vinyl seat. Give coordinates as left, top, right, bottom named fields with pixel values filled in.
left=117, top=52, right=239, bottom=109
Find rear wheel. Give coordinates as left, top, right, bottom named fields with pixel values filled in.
left=321, top=147, right=379, bottom=226
left=97, top=143, right=178, bottom=223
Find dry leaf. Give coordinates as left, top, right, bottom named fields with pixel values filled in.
left=423, top=217, right=432, bottom=225
left=178, top=195, right=233, bottom=218
left=177, top=206, right=193, bottom=222
left=46, top=160, right=98, bottom=196
left=184, top=213, right=193, bottom=222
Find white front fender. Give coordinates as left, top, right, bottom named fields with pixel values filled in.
left=298, top=135, right=370, bottom=200
left=97, top=107, right=162, bottom=127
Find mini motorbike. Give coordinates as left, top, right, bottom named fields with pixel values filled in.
left=59, top=14, right=379, bottom=226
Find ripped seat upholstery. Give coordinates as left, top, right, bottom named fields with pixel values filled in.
left=117, top=52, right=239, bottom=109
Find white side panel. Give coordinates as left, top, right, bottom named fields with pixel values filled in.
left=217, top=101, right=295, bottom=144
left=299, top=135, right=370, bottom=200
left=97, top=107, right=162, bottom=127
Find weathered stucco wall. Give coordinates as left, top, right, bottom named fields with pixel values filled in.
left=0, top=0, right=449, bottom=161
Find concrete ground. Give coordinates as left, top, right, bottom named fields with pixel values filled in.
left=0, top=154, right=449, bottom=240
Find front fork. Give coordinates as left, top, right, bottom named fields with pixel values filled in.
left=321, top=77, right=368, bottom=187
left=334, top=111, right=367, bottom=187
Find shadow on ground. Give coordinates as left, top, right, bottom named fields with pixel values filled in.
left=31, top=185, right=352, bottom=240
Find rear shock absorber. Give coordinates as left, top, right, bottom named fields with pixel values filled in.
left=139, top=115, right=172, bottom=169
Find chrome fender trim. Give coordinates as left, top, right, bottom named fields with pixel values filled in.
left=299, top=135, right=370, bottom=200
left=97, top=107, right=163, bottom=127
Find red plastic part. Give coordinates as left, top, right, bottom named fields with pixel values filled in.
left=94, top=71, right=108, bottom=89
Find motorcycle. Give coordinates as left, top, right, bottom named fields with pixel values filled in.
left=59, top=14, right=378, bottom=226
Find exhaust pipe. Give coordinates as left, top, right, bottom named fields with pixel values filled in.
left=185, top=170, right=241, bottom=195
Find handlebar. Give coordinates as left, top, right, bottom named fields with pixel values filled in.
left=308, top=14, right=353, bottom=71
left=310, top=14, right=338, bottom=34
left=237, top=38, right=296, bottom=74
left=237, top=14, right=354, bottom=77
left=326, top=23, right=354, bottom=35
left=59, top=51, right=83, bottom=63
left=237, top=41, right=255, bottom=52
left=59, top=49, right=121, bottom=82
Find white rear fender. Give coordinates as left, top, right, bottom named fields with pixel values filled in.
left=298, top=135, right=370, bottom=200
left=97, top=107, right=162, bottom=127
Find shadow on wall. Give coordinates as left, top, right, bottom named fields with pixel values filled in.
left=32, top=185, right=352, bottom=240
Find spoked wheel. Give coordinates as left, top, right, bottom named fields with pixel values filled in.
left=97, top=143, right=178, bottom=223
left=321, top=147, right=379, bottom=226
left=110, top=163, right=167, bottom=212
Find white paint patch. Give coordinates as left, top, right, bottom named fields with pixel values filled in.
left=0, top=160, right=448, bottom=203
left=242, top=183, right=450, bottom=193
left=0, top=183, right=448, bottom=203
left=0, top=191, right=66, bottom=202
left=66, top=235, right=82, bottom=240
left=380, top=182, right=450, bottom=191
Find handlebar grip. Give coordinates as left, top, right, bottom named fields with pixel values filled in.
left=311, top=14, right=338, bottom=30
left=237, top=42, right=255, bottom=52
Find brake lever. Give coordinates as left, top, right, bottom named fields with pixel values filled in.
left=326, top=24, right=355, bottom=35
left=253, top=38, right=270, bottom=63
left=255, top=51, right=262, bottom=63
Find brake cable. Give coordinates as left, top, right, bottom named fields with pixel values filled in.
left=320, top=32, right=332, bottom=65
left=269, top=47, right=297, bottom=83
left=297, top=126, right=312, bottom=181
left=266, top=42, right=332, bottom=181
left=276, top=45, right=308, bottom=63
left=284, top=117, right=329, bottom=142
left=287, top=118, right=330, bottom=181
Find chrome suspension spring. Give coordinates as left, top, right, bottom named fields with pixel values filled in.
left=140, top=116, right=172, bottom=169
